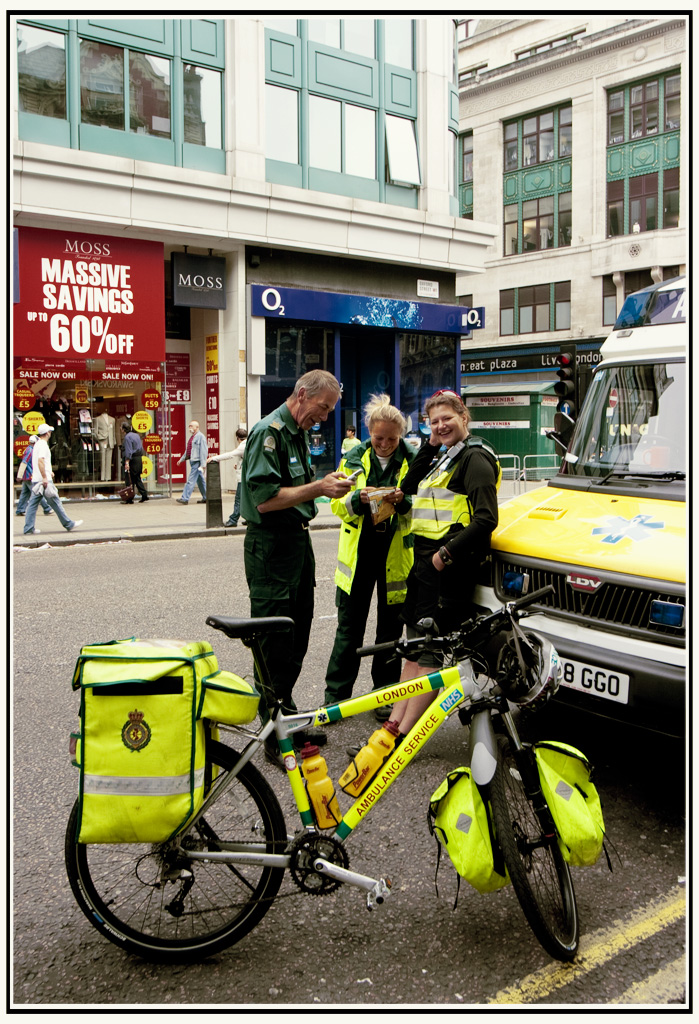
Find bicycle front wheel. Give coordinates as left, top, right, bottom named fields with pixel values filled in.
left=490, top=737, right=579, bottom=962
left=65, top=740, right=287, bottom=963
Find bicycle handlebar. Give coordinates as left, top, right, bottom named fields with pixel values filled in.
left=356, top=585, right=554, bottom=659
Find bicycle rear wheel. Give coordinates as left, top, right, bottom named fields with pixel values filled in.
left=65, top=740, right=287, bottom=963
left=490, top=737, right=579, bottom=962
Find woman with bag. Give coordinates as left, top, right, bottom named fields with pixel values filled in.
left=323, top=394, right=415, bottom=717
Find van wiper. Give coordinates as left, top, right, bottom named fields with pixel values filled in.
left=598, top=469, right=685, bottom=483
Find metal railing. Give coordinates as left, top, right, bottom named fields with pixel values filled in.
left=497, top=454, right=522, bottom=496
left=522, top=454, right=561, bottom=482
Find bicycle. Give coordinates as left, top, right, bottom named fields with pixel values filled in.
left=65, top=585, right=579, bottom=964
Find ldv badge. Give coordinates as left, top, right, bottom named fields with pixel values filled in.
left=122, top=709, right=151, bottom=752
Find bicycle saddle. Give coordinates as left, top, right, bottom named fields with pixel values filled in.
left=206, top=614, right=295, bottom=639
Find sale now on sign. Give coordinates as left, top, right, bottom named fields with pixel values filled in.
left=13, top=228, right=165, bottom=364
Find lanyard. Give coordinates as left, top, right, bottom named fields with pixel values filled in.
left=424, top=439, right=466, bottom=484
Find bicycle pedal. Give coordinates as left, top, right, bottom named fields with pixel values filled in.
left=366, top=878, right=391, bottom=910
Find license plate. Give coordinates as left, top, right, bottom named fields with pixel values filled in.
left=559, top=658, right=630, bottom=704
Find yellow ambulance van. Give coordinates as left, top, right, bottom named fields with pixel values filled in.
left=473, top=277, right=686, bottom=737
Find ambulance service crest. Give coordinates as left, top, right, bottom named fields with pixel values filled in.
left=122, top=709, right=151, bottom=752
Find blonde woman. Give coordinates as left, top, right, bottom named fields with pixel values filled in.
left=324, top=394, right=415, bottom=717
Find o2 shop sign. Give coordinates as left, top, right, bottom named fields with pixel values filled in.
left=13, top=227, right=165, bottom=364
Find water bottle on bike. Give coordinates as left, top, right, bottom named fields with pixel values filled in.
left=300, top=742, right=342, bottom=828
left=339, top=719, right=401, bottom=797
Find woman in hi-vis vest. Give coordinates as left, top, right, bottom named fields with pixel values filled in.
left=389, top=389, right=501, bottom=737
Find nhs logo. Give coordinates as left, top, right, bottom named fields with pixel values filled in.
left=440, top=689, right=464, bottom=713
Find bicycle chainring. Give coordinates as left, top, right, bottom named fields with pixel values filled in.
left=289, top=832, right=349, bottom=895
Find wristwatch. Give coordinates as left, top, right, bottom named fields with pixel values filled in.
left=438, top=545, right=453, bottom=566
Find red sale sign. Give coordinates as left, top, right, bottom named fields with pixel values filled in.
left=13, top=227, right=165, bottom=364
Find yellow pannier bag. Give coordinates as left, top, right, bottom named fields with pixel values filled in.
left=198, top=670, right=260, bottom=726
left=72, top=638, right=219, bottom=845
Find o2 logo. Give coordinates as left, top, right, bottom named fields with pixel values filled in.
left=261, top=288, right=286, bottom=317
left=461, top=307, right=485, bottom=330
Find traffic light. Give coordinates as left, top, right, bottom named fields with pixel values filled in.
left=551, top=347, right=577, bottom=447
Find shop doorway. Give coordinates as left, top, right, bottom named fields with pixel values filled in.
left=338, top=327, right=396, bottom=441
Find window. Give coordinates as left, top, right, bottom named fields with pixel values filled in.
left=500, top=289, right=515, bottom=336
left=17, top=23, right=66, bottom=119
left=522, top=111, right=554, bottom=166
left=504, top=205, right=518, bottom=255
left=603, top=275, right=617, bottom=326
left=504, top=122, right=518, bottom=171
left=558, top=192, right=572, bottom=246
left=665, top=74, right=680, bottom=129
left=522, top=197, right=554, bottom=252
left=266, top=84, right=298, bottom=163
left=499, top=283, right=570, bottom=336
left=385, top=19, right=413, bottom=68
left=386, top=114, right=420, bottom=185
left=515, top=31, right=585, bottom=60
left=663, top=167, right=680, bottom=228
left=630, top=80, right=658, bottom=138
left=607, top=179, right=624, bottom=237
left=624, top=269, right=653, bottom=297
left=607, top=90, right=625, bottom=144
left=458, top=133, right=473, bottom=218
left=459, top=63, right=487, bottom=85
left=18, top=20, right=225, bottom=171
left=462, top=133, right=473, bottom=182
left=559, top=106, right=572, bottom=156
left=629, top=173, right=658, bottom=232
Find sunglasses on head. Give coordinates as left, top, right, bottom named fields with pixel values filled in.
left=429, top=388, right=462, bottom=401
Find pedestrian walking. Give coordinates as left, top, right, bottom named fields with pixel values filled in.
left=240, top=369, right=352, bottom=767
left=176, top=420, right=207, bottom=504
left=323, top=394, right=415, bottom=717
left=15, top=436, right=53, bottom=516
left=122, top=422, right=149, bottom=503
left=341, top=425, right=361, bottom=454
left=23, top=423, right=83, bottom=535
left=207, top=427, right=247, bottom=526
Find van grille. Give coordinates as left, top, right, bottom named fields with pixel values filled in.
left=495, top=559, right=685, bottom=644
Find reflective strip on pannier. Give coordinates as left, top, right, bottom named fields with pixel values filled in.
left=533, top=740, right=606, bottom=867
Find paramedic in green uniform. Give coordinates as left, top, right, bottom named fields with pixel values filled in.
left=240, top=370, right=352, bottom=768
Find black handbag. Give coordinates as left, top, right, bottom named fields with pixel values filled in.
left=118, top=484, right=135, bottom=503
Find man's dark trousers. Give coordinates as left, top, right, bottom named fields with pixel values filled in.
left=244, top=523, right=315, bottom=722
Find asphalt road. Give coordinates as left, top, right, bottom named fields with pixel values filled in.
left=12, top=533, right=687, bottom=1007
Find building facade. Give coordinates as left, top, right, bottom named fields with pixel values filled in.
left=12, top=17, right=495, bottom=497
left=455, top=15, right=687, bottom=458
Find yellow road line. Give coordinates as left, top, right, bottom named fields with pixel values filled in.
left=608, top=954, right=687, bottom=1005
left=488, top=886, right=686, bottom=1005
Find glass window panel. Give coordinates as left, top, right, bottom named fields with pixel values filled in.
left=309, top=94, right=341, bottom=171
left=519, top=287, right=534, bottom=304
left=666, top=74, right=680, bottom=95
left=664, top=189, right=679, bottom=228
left=645, top=196, right=657, bottom=231
left=540, top=214, right=554, bottom=248
left=630, top=198, right=641, bottom=226
left=540, top=111, right=553, bottom=130
left=343, top=19, right=375, bottom=58
left=500, top=308, right=514, bottom=335
left=558, top=191, right=572, bottom=211
left=345, top=104, right=376, bottom=178
left=308, top=19, right=341, bottom=48
left=183, top=66, right=221, bottom=148
left=504, top=204, right=518, bottom=222
left=522, top=137, right=537, bottom=166
left=608, top=200, right=623, bottom=235
left=462, top=136, right=473, bottom=181
left=505, top=140, right=518, bottom=170
left=501, top=289, right=515, bottom=306
left=522, top=200, right=537, bottom=218
left=540, top=195, right=554, bottom=214
left=540, top=130, right=554, bottom=161
left=385, top=19, right=413, bottom=68
left=555, top=300, right=571, bottom=330
left=385, top=114, right=420, bottom=184
left=519, top=306, right=533, bottom=333
left=559, top=124, right=572, bottom=156
left=559, top=106, right=572, bottom=125
left=558, top=195, right=572, bottom=246
left=645, top=100, right=658, bottom=133
left=129, top=52, right=170, bottom=138
left=534, top=284, right=549, bottom=304
left=504, top=220, right=518, bottom=255
left=646, top=81, right=658, bottom=100
left=555, top=281, right=571, bottom=301
left=609, top=111, right=624, bottom=143
left=265, top=84, right=298, bottom=163
left=665, top=96, right=680, bottom=130
left=631, top=85, right=643, bottom=104
left=17, top=24, right=66, bottom=120
left=631, top=108, right=644, bottom=138
left=505, top=123, right=518, bottom=140
left=264, top=19, right=298, bottom=35
left=535, top=303, right=550, bottom=331
left=523, top=116, right=537, bottom=134
left=80, top=40, right=124, bottom=130
left=603, top=294, right=617, bottom=325
left=608, top=91, right=624, bottom=110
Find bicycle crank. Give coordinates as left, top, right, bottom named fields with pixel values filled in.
left=313, top=859, right=392, bottom=910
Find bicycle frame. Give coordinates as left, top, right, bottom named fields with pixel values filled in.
left=178, top=659, right=490, bottom=878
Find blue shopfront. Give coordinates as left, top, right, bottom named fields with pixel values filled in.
left=249, top=284, right=484, bottom=474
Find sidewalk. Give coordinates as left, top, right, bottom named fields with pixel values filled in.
left=12, top=494, right=340, bottom=548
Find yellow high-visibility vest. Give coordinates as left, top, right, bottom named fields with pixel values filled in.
left=331, top=446, right=414, bottom=604
left=411, top=438, right=501, bottom=542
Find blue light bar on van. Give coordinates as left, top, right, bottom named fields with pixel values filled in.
left=503, top=571, right=530, bottom=597
left=649, top=600, right=685, bottom=628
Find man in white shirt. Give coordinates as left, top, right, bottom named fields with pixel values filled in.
left=23, top=423, right=83, bottom=536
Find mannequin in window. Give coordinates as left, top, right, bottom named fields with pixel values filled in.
left=94, top=408, right=116, bottom=480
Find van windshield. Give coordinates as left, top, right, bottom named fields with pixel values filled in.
left=564, top=361, right=686, bottom=478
